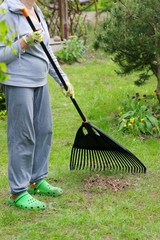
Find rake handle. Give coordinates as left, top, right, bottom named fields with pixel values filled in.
left=20, top=7, right=87, bottom=123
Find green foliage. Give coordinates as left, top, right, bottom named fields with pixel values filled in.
left=115, top=92, right=160, bottom=135
left=0, top=11, right=8, bottom=83
left=0, top=90, right=6, bottom=120
left=55, top=37, right=87, bottom=64
left=0, top=7, right=13, bottom=119
left=86, top=0, right=114, bottom=11
left=94, top=0, right=160, bottom=99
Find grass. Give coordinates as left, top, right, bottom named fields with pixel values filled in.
left=0, top=49, right=160, bottom=240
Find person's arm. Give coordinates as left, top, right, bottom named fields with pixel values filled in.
left=0, top=9, right=27, bottom=64
left=0, top=29, right=43, bottom=64
left=0, top=40, right=26, bottom=64
left=47, top=45, right=75, bottom=98
left=19, top=38, right=28, bottom=51
left=47, top=45, right=69, bottom=85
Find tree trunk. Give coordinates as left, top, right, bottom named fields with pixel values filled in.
left=156, top=77, right=160, bottom=103
left=156, top=56, right=160, bottom=103
left=59, top=0, right=68, bottom=40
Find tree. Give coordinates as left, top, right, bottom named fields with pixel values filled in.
left=94, top=0, right=160, bottom=102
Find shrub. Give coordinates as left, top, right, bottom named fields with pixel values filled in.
left=0, top=89, right=6, bottom=120
left=115, top=92, right=160, bottom=136
left=55, top=37, right=87, bottom=64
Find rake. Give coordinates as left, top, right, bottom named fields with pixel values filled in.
left=21, top=8, right=146, bottom=173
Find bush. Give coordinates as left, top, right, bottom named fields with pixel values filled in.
left=55, top=37, right=87, bottom=64
left=115, top=92, right=160, bottom=136
left=0, top=89, right=6, bottom=120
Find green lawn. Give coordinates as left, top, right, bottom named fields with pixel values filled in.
left=0, top=51, right=159, bottom=240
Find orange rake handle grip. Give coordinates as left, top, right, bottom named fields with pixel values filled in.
left=20, top=7, right=29, bottom=18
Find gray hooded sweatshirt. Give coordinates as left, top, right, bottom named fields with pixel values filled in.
left=0, top=0, right=68, bottom=87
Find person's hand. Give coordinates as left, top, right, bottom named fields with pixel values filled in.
left=61, top=82, right=75, bottom=98
left=22, top=28, right=43, bottom=46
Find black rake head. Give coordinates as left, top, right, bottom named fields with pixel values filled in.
left=70, top=122, right=146, bottom=173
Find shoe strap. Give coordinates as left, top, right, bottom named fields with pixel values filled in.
left=13, top=192, right=29, bottom=203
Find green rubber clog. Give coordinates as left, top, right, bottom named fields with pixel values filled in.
left=8, top=192, right=46, bottom=211
left=28, top=179, right=63, bottom=197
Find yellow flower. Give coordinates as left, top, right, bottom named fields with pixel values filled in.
left=122, top=119, right=125, bottom=123
left=120, top=112, right=122, bottom=115
left=130, top=118, right=135, bottom=123
left=124, top=124, right=127, bottom=127
left=128, top=123, right=132, bottom=127
left=141, top=119, right=144, bottom=122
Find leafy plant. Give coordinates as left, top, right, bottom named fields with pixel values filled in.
left=0, top=90, right=6, bottom=120
left=55, top=37, right=87, bottom=64
left=115, top=92, right=160, bottom=135
left=0, top=7, right=13, bottom=119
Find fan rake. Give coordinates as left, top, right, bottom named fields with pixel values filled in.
left=70, top=122, right=146, bottom=173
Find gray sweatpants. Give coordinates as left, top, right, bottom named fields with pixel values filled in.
left=1, top=84, right=53, bottom=195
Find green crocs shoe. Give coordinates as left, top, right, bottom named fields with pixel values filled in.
left=28, top=179, right=63, bottom=197
left=8, top=192, right=46, bottom=211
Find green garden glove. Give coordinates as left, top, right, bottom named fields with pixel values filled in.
left=61, top=82, right=75, bottom=98
left=22, top=28, right=43, bottom=46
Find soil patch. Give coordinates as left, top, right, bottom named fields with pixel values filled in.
left=82, top=174, right=132, bottom=192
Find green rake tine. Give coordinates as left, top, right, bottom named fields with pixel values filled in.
left=118, top=152, right=131, bottom=171
left=96, top=151, right=102, bottom=171
left=114, top=151, right=132, bottom=172
left=85, top=149, right=88, bottom=170
left=110, top=151, right=122, bottom=171
left=111, top=151, right=127, bottom=171
left=101, top=151, right=110, bottom=169
left=89, top=149, right=93, bottom=170
left=76, top=149, right=81, bottom=170
left=119, top=152, right=140, bottom=173
left=126, top=153, right=144, bottom=173
left=123, top=153, right=138, bottom=173
left=78, top=148, right=83, bottom=170
left=70, top=148, right=75, bottom=170
left=73, top=148, right=78, bottom=170
left=101, top=150, right=108, bottom=171
left=98, top=150, right=106, bottom=171
left=80, top=148, right=85, bottom=170
left=105, top=151, right=116, bottom=170
left=82, top=149, right=86, bottom=170
left=113, top=151, right=131, bottom=172
left=102, top=151, right=112, bottom=169
left=108, top=151, right=119, bottom=170
left=86, top=149, right=89, bottom=170
left=130, top=154, right=146, bottom=173
left=103, top=151, right=114, bottom=169
left=70, top=148, right=73, bottom=169
left=91, top=150, right=96, bottom=170
left=95, top=150, right=100, bottom=171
